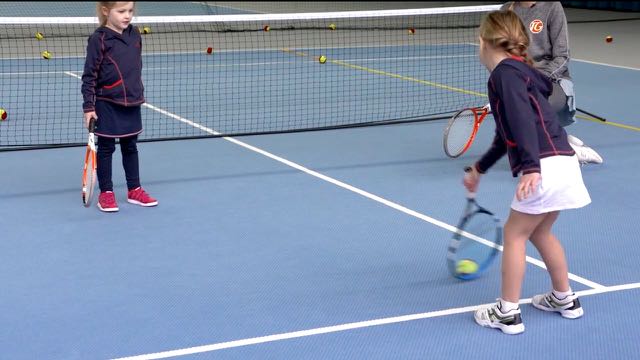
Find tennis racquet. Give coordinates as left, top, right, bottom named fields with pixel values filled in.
left=443, top=104, right=491, bottom=158
left=81, top=117, right=97, bottom=207
left=447, top=167, right=502, bottom=280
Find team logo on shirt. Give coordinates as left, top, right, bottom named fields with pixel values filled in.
left=529, top=19, right=544, bottom=33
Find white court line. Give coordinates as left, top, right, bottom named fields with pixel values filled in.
left=64, top=70, right=605, bottom=292
left=12, top=54, right=473, bottom=76
left=112, top=282, right=640, bottom=360
left=572, top=58, right=640, bottom=71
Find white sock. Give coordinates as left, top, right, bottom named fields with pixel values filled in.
left=552, top=289, right=573, bottom=300
left=498, top=298, right=519, bottom=313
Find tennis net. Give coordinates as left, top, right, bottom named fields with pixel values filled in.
left=0, top=5, right=499, bottom=149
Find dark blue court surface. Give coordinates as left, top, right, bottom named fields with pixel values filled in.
left=1, top=4, right=640, bottom=358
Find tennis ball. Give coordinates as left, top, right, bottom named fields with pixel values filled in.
left=0, top=108, right=7, bottom=121
left=329, top=23, right=336, bottom=30
left=456, top=259, right=479, bottom=274
left=263, top=25, right=270, bottom=32
left=408, top=28, right=415, bottom=35
left=35, top=32, right=44, bottom=40
left=206, top=47, right=213, bottom=54
left=605, top=35, right=613, bottom=43
left=41, top=50, right=52, bottom=59
left=319, top=55, right=327, bottom=64
left=142, top=26, right=151, bottom=34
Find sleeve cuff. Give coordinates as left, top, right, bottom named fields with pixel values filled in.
left=522, top=168, right=541, bottom=175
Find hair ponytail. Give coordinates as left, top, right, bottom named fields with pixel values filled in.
left=479, top=10, right=533, bottom=65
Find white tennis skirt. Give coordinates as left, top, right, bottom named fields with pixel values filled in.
left=511, top=154, right=591, bottom=214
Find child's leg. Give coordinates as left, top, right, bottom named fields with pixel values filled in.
left=97, top=136, right=116, bottom=192
left=119, top=135, right=140, bottom=191
left=121, top=135, right=158, bottom=207
left=529, top=211, right=570, bottom=292
left=501, top=209, right=548, bottom=303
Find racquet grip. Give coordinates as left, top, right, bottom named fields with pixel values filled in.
left=464, top=166, right=476, bottom=199
left=88, top=117, right=96, bottom=133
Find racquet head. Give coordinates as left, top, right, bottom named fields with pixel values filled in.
left=443, top=106, right=489, bottom=158
left=447, top=170, right=502, bottom=280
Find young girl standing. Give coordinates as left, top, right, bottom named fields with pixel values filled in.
left=465, top=10, right=590, bottom=334
left=81, top=2, right=157, bottom=212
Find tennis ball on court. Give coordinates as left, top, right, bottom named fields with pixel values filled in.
left=408, top=28, right=416, bottom=35
left=319, top=55, right=327, bottom=64
left=206, top=47, right=213, bottom=54
left=605, top=35, right=613, bottom=43
left=328, top=23, right=336, bottom=30
left=142, top=26, right=151, bottom=34
left=41, top=50, right=52, bottom=59
left=456, top=259, right=479, bottom=274
left=0, top=108, right=7, bottom=121
left=35, top=32, right=44, bottom=40
left=263, top=25, right=270, bottom=32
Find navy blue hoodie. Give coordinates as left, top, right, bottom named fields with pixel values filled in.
left=81, top=25, right=145, bottom=113
left=475, top=57, right=574, bottom=177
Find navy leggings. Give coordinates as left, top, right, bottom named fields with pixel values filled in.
left=97, top=135, right=140, bottom=192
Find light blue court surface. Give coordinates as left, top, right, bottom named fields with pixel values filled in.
left=1, top=53, right=639, bottom=359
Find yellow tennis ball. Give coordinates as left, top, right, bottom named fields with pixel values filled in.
left=329, top=23, right=336, bottom=30
left=35, top=32, right=44, bottom=40
left=142, top=26, right=151, bottom=34
left=456, top=259, right=479, bottom=274
left=319, top=55, right=327, bottom=64
left=0, top=108, right=7, bottom=121
left=41, top=50, right=52, bottom=59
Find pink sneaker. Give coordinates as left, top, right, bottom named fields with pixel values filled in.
left=98, top=191, right=119, bottom=212
left=127, top=187, right=158, bottom=207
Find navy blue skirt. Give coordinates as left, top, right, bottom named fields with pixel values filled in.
left=95, top=100, right=142, bottom=138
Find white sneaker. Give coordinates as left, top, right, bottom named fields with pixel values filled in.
left=570, top=143, right=603, bottom=165
left=474, top=300, right=525, bottom=335
left=567, top=134, right=584, bottom=146
left=532, top=291, right=584, bottom=319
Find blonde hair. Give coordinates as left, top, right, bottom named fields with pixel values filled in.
left=97, top=2, right=135, bottom=26
left=479, top=10, right=532, bottom=64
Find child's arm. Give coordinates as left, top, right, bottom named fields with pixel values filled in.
left=492, top=67, right=541, bottom=175
left=475, top=131, right=507, bottom=175
left=81, top=34, right=103, bottom=116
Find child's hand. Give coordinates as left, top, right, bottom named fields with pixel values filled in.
left=84, top=112, right=97, bottom=129
left=516, top=172, right=541, bottom=201
left=463, top=165, right=481, bottom=193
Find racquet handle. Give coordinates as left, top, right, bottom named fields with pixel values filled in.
left=464, top=166, right=477, bottom=199
left=88, top=117, right=96, bottom=132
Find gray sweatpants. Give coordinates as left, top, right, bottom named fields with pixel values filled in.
left=550, top=81, right=575, bottom=127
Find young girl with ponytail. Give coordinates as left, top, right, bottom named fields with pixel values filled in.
left=465, top=10, right=590, bottom=334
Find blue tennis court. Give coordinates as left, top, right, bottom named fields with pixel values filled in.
left=1, top=2, right=639, bottom=359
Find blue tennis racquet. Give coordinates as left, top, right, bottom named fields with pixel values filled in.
left=447, top=167, right=502, bottom=280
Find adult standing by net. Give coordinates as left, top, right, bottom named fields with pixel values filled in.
left=503, top=1, right=603, bottom=165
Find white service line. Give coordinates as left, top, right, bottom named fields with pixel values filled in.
left=572, top=58, right=640, bottom=71
left=112, top=281, right=640, bottom=360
